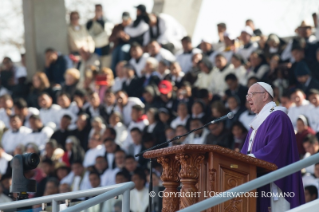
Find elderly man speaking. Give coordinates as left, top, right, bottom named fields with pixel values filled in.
left=241, top=82, right=305, bottom=212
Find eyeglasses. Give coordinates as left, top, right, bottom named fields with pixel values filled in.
left=246, top=92, right=265, bottom=99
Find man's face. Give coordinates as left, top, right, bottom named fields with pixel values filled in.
left=89, top=174, right=100, bottom=188
left=122, top=18, right=131, bottom=27
left=76, top=115, right=87, bottom=129
left=148, top=42, right=160, bottom=55
left=190, top=120, right=202, bottom=135
left=227, top=97, right=238, bottom=111
left=290, top=91, right=305, bottom=106
left=200, top=42, right=212, bottom=53
left=95, top=157, right=108, bottom=172
left=70, top=13, right=79, bottom=25
left=215, top=56, right=227, bottom=69
left=1, top=58, right=13, bottom=70
left=240, top=32, right=251, bottom=44
left=115, top=152, right=126, bottom=168
left=208, top=123, right=223, bottom=136
left=291, top=50, right=304, bottom=62
left=226, top=79, right=238, bottom=91
left=304, top=189, right=316, bottom=203
left=45, top=143, right=54, bottom=157
left=89, top=135, right=100, bottom=149
left=182, top=41, right=192, bottom=52
left=38, top=94, right=52, bottom=109
left=104, top=141, right=116, bottom=153
left=280, top=97, right=292, bottom=109
left=90, top=93, right=100, bottom=107
left=59, top=184, right=70, bottom=193
left=95, top=5, right=103, bottom=18
left=131, top=109, right=141, bottom=122
left=45, top=52, right=58, bottom=63
left=130, top=47, right=143, bottom=59
left=159, top=112, right=169, bottom=123
left=246, top=84, right=267, bottom=114
left=132, top=174, right=144, bottom=190
left=10, top=117, right=22, bottom=130
left=143, top=92, right=153, bottom=103
left=0, top=98, right=13, bottom=109
left=125, top=158, right=137, bottom=172
left=170, top=63, right=181, bottom=76
left=116, top=92, right=128, bottom=106
left=303, top=142, right=316, bottom=155
left=130, top=131, right=142, bottom=145
left=309, top=94, right=319, bottom=107
left=29, top=118, right=39, bottom=130
left=45, top=182, right=58, bottom=195
left=42, top=163, right=53, bottom=175
left=58, top=95, right=71, bottom=108
left=60, top=117, right=71, bottom=130
left=71, top=163, right=84, bottom=176
left=104, top=93, right=115, bottom=105
left=297, top=75, right=309, bottom=84
left=116, top=175, right=127, bottom=184
left=177, top=104, right=188, bottom=117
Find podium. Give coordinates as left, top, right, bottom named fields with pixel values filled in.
left=143, top=144, right=277, bottom=212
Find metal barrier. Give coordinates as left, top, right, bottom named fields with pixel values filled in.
left=178, top=153, right=319, bottom=212
left=0, top=182, right=135, bottom=212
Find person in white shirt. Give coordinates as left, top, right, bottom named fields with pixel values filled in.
left=38, top=93, right=61, bottom=130
left=57, top=92, right=79, bottom=130
left=288, top=89, right=312, bottom=130
left=148, top=40, right=175, bottom=62
left=237, top=26, right=258, bottom=60
left=194, top=57, right=216, bottom=90
left=114, top=90, right=145, bottom=126
left=129, top=42, right=150, bottom=77
left=210, top=54, right=235, bottom=96
left=0, top=94, right=13, bottom=129
left=239, top=100, right=256, bottom=130
left=13, top=98, right=39, bottom=129
left=104, top=138, right=121, bottom=170
left=1, top=115, right=32, bottom=154
left=83, top=133, right=105, bottom=168
left=95, top=156, right=118, bottom=187
left=109, top=112, right=128, bottom=148
left=185, top=118, right=210, bottom=145
left=199, top=37, right=221, bottom=66
left=171, top=102, right=190, bottom=129
left=230, top=54, right=249, bottom=86
left=60, top=161, right=91, bottom=191
left=248, top=50, right=270, bottom=79
left=25, top=115, right=54, bottom=151
left=130, top=170, right=149, bottom=212
left=307, top=89, right=319, bottom=133
left=112, top=61, right=127, bottom=92
left=143, top=13, right=187, bottom=53
left=176, top=36, right=202, bottom=73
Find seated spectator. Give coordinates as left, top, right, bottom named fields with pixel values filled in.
left=130, top=170, right=149, bottom=212
left=144, top=108, right=166, bottom=145
left=280, top=91, right=295, bottom=110
left=157, top=80, right=178, bottom=113
left=239, top=100, right=256, bottom=130
left=165, top=127, right=176, bottom=143
left=89, top=116, right=106, bottom=138
left=129, top=42, right=149, bottom=77
left=247, top=76, right=258, bottom=88
left=157, top=60, right=171, bottom=80
left=224, top=73, right=248, bottom=107
left=142, top=86, right=161, bottom=112
left=167, top=62, right=185, bottom=89
left=27, top=72, right=53, bottom=109
left=128, top=104, right=149, bottom=132
left=68, top=11, right=94, bottom=54
left=222, top=32, right=236, bottom=62
left=183, top=53, right=202, bottom=84
left=114, top=149, right=126, bottom=169
left=51, top=114, right=72, bottom=150
left=60, top=160, right=90, bottom=191
left=112, top=61, right=127, bottom=93
left=42, top=139, right=64, bottom=163
left=104, top=138, right=121, bottom=169
left=194, top=57, right=215, bottom=90
left=61, top=68, right=80, bottom=98
left=0, top=94, right=13, bottom=128
left=191, top=100, right=206, bottom=123
left=303, top=135, right=319, bottom=174
left=296, top=115, right=316, bottom=157
left=199, top=38, right=219, bottom=66
left=59, top=183, right=71, bottom=193
left=231, top=121, right=248, bottom=152
left=122, top=64, right=143, bottom=97
left=85, top=91, right=108, bottom=121
left=13, top=98, right=39, bottom=129
left=176, top=36, right=202, bottom=73
left=44, top=48, right=72, bottom=86
left=185, top=118, right=209, bottom=145
left=0, top=147, right=12, bottom=176
left=95, top=156, right=118, bottom=187
left=288, top=89, right=312, bottom=130
left=25, top=114, right=54, bottom=151
left=57, top=92, right=79, bottom=130
left=205, top=121, right=233, bottom=149
left=248, top=50, right=269, bottom=80
left=210, top=54, right=235, bottom=96
left=43, top=178, right=60, bottom=196
left=171, top=102, right=190, bottom=130
left=225, top=95, right=245, bottom=129
left=237, top=26, right=258, bottom=60
left=211, top=101, right=228, bottom=118
left=140, top=58, right=161, bottom=92
left=89, top=171, right=101, bottom=189
left=102, top=126, right=117, bottom=141
left=127, top=128, right=147, bottom=167
left=304, top=185, right=318, bottom=203
left=35, top=158, right=56, bottom=197
left=231, top=53, right=249, bottom=86
left=148, top=40, right=175, bottom=62
left=96, top=67, right=114, bottom=101
left=83, top=133, right=105, bottom=168
left=295, top=62, right=319, bottom=96
left=61, top=136, right=85, bottom=167
left=124, top=155, right=139, bottom=176
left=103, top=90, right=116, bottom=124
left=307, top=89, right=319, bottom=134
left=173, top=125, right=188, bottom=145
left=70, top=113, right=91, bottom=151
left=109, top=112, right=128, bottom=148
left=158, top=107, right=172, bottom=128
left=38, top=93, right=61, bottom=129
left=2, top=115, right=31, bottom=154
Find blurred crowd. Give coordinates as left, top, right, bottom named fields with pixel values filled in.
left=1, top=3, right=319, bottom=211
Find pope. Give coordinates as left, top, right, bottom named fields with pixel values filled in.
left=241, top=82, right=305, bottom=212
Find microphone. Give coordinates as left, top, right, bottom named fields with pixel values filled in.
left=210, top=112, right=234, bottom=124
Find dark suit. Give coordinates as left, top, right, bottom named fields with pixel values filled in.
left=85, top=105, right=109, bottom=123
left=70, top=125, right=91, bottom=151
left=225, top=85, right=248, bottom=107
left=127, top=144, right=148, bottom=168
left=51, top=129, right=70, bottom=150
left=122, top=77, right=143, bottom=97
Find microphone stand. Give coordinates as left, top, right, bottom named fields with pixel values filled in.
left=136, top=119, right=219, bottom=212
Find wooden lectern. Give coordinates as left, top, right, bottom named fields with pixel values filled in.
left=143, top=144, right=277, bottom=212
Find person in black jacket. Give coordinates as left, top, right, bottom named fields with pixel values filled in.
left=122, top=64, right=143, bottom=97
left=51, top=114, right=72, bottom=150
left=85, top=91, right=108, bottom=122
left=224, top=73, right=248, bottom=107
left=143, top=107, right=166, bottom=145
left=70, top=113, right=91, bottom=151
left=34, top=158, right=56, bottom=197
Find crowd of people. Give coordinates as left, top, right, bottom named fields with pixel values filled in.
left=1, top=3, right=319, bottom=211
